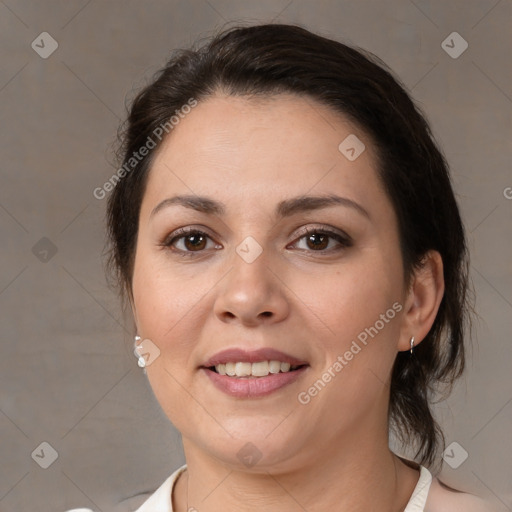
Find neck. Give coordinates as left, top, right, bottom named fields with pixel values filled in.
left=174, top=425, right=420, bottom=512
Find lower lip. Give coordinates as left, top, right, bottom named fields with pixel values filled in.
left=202, top=366, right=308, bottom=398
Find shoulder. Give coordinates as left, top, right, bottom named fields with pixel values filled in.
left=425, top=476, right=500, bottom=512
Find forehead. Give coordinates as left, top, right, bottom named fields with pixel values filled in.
left=141, top=93, right=387, bottom=218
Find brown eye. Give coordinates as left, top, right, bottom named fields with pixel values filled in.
left=290, top=228, right=352, bottom=253
left=305, top=232, right=329, bottom=250
left=162, top=228, right=220, bottom=254
left=183, top=233, right=207, bottom=251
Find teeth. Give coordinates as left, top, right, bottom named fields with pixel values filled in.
left=251, top=361, right=269, bottom=377
left=269, top=360, right=281, bottom=374
left=235, top=362, right=252, bottom=377
left=280, top=362, right=291, bottom=372
left=225, top=362, right=236, bottom=376
left=214, top=360, right=299, bottom=377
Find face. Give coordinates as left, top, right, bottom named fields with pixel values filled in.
left=131, top=93, right=411, bottom=471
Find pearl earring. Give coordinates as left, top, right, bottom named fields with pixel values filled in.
left=134, top=335, right=146, bottom=368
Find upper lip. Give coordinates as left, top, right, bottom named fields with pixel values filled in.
left=201, top=348, right=308, bottom=367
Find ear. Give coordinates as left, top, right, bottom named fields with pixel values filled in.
left=397, top=250, right=445, bottom=352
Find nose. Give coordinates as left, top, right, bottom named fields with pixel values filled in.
left=213, top=247, right=290, bottom=327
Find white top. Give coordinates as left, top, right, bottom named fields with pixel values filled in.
left=134, top=463, right=433, bottom=512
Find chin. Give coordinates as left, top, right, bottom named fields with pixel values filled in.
left=191, top=420, right=307, bottom=473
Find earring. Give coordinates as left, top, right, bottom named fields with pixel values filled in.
left=134, top=335, right=146, bottom=368
left=410, top=336, right=415, bottom=355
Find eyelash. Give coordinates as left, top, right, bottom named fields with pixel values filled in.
left=159, top=226, right=353, bottom=257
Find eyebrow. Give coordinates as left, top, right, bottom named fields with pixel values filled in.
left=150, top=193, right=370, bottom=220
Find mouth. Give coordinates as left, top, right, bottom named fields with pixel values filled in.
left=205, top=360, right=307, bottom=378
left=200, top=348, right=309, bottom=398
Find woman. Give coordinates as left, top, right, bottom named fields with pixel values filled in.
left=105, top=24, right=491, bottom=511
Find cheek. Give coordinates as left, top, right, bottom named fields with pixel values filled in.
left=295, top=256, right=402, bottom=348
left=293, top=264, right=403, bottom=425
left=131, top=250, right=207, bottom=360
left=131, top=255, right=210, bottom=428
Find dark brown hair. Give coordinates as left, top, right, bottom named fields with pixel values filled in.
left=105, top=23, right=471, bottom=467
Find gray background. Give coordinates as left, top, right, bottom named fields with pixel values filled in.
left=1, top=1, right=511, bottom=511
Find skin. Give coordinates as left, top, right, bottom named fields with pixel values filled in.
left=129, top=93, right=483, bottom=511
